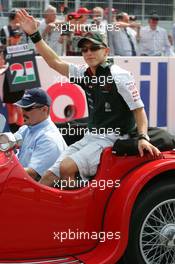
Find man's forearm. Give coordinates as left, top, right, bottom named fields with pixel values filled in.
left=134, top=107, right=161, bottom=157
left=36, top=39, right=60, bottom=67
left=34, top=39, right=69, bottom=77
left=133, top=107, right=148, bottom=134
left=40, top=170, right=59, bottom=187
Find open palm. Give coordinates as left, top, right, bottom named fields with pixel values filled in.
left=17, top=9, right=39, bottom=35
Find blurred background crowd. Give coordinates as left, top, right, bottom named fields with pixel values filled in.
left=0, top=0, right=175, bottom=57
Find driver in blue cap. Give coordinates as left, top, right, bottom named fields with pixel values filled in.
left=14, top=88, right=67, bottom=181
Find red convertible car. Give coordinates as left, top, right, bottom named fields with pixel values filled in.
left=0, top=114, right=175, bottom=264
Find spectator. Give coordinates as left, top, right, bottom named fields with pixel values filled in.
left=39, top=5, right=63, bottom=55
left=77, top=7, right=91, bottom=25
left=61, top=7, right=91, bottom=56
left=60, top=12, right=83, bottom=56
left=0, top=10, right=27, bottom=131
left=172, top=23, right=175, bottom=49
left=60, top=9, right=89, bottom=56
left=14, top=88, right=67, bottom=180
left=67, top=12, right=81, bottom=24
left=104, top=7, right=117, bottom=23
left=168, top=34, right=175, bottom=56
left=0, top=8, right=25, bottom=49
left=139, top=13, right=171, bottom=56
left=129, top=15, right=139, bottom=32
left=109, top=12, right=138, bottom=56
left=91, top=6, right=108, bottom=40
left=0, top=52, right=7, bottom=78
left=0, top=52, right=5, bottom=68
left=0, top=16, right=27, bottom=130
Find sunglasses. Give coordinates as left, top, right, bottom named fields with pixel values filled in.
left=81, top=45, right=105, bottom=53
left=23, top=105, right=44, bottom=112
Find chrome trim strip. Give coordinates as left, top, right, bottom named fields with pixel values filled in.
left=0, top=259, right=83, bottom=264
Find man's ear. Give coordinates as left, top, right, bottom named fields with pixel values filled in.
left=105, top=47, right=110, bottom=56
left=42, top=105, right=49, bottom=112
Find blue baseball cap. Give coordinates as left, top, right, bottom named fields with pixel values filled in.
left=14, top=88, right=51, bottom=108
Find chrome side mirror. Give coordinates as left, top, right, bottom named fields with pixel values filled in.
left=0, top=133, right=22, bottom=152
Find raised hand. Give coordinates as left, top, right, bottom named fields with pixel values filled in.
left=16, top=9, right=39, bottom=35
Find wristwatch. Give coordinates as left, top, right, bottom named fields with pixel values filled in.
left=138, top=133, right=150, bottom=142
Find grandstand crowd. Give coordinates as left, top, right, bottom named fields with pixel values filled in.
left=0, top=5, right=175, bottom=57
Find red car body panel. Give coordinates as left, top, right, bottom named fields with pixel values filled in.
left=0, top=148, right=175, bottom=263
left=77, top=151, right=175, bottom=264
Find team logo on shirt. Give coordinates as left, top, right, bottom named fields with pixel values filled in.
left=105, top=102, right=112, bottom=112
left=127, top=82, right=140, bottom=102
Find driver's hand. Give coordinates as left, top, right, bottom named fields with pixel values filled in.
left=16, top=9, right=39, bottom=35
left=138, top=139, right=161, bottom=157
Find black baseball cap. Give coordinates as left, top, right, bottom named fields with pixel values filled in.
left=78, top=32, right=108, bottom=48
left=14, top=88, right=51, bottom=108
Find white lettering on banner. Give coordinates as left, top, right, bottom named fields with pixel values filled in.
left=7, top=44, right=29, bottom=54
left=35, top=57, right=174, bottom=133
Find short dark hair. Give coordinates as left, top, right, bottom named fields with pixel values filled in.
left=116, top=12, right=125, bottom=21
left=9, top=9, right=18, bottom=21
left=149, top=13, right=159, bottom=21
